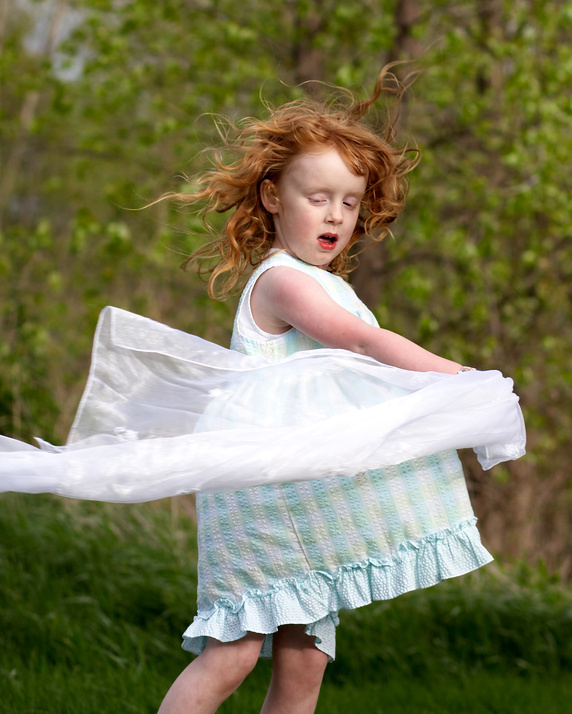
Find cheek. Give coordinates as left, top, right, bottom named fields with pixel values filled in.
left=288, top=205, right=312, bottom=227
left=344, top=219, right=362, bottom=244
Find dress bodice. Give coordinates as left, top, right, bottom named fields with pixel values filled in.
left=230, top=250, right=378, bottom=361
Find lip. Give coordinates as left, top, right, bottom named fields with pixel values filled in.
left=317, top=233, right=338, bottom=250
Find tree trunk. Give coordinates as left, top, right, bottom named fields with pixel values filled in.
left=0, top=0, right=9, bottom=56
left=291, top=0, right=326, bottom=91
left=351, top=0, right=421, bottom=307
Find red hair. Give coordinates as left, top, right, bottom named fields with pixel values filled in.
left=171, top=67, right=419, bottom=298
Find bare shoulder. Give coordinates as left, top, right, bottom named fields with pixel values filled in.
left=251, top=266, right=330, bottom=334
left=254, top=265, right=326, bottom=302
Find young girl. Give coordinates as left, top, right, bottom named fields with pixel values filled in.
left=0, top=72, right=525, bottom=713
left=154, top=75, right=518, bottom=714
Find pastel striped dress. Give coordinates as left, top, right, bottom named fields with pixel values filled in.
left=182, top=250, right=492, bottom=660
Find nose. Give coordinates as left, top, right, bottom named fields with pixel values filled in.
left=326, top=202, right=343, bottom=224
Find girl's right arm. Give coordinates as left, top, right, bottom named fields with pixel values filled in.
left=251, top=267, right=462, bottom=374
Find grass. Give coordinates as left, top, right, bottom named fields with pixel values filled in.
left=1, top=493, right=571, bottom=713
left=6, top=661, right=572, bottom=714
left=317, top=674, right=572, bottom=714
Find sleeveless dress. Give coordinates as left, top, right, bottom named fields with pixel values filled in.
left=182, top=251, right=493, bottom=660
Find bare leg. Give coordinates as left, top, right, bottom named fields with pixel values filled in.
left=157, top=632, right=265, bottom=714
left=260, top=624, right=328, bottom=714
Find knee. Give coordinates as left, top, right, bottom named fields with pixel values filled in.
left=203, top=634, right=263, bottom=689
left=231, top=636, right=264, bottom=679
left=293, top=646, right=328, bottom=684
left=274, top=642, right=328, bottom=689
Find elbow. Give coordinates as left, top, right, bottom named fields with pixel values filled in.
left=344, top=340, right=371, bottom=356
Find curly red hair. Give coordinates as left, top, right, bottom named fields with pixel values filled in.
left=171, top=66, right=419, bottom=298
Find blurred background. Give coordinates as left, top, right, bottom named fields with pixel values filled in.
left=1, top=2, right=572, bottom=711
left=2, top=0, right=571, bottom=572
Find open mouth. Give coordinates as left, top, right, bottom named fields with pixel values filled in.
left=317, top=233, right=338, bottom=249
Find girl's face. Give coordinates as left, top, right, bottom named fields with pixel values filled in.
left=261, top=147, right=367, bottom=268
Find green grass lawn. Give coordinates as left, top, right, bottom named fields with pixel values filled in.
left=317, top=674, right=572, bottom=714
left=1, top=493, right=571, bottom=713
left=5, top=660, right=572, bottom=713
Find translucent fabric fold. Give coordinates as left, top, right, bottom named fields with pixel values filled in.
left=0, top=307, right=526, bottom=503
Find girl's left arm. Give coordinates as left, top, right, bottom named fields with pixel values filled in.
left=251, top=267, right=462, bottom=374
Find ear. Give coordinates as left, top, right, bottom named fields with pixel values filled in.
left=260, top=179, right=280, bottom=214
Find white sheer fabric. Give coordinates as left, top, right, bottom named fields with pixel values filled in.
left=0, top=307, right=526, bottom=503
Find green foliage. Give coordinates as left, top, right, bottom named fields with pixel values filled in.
left=1, top=0, right=571, bottom=566
left=361, top=0, right=572, bottom=567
